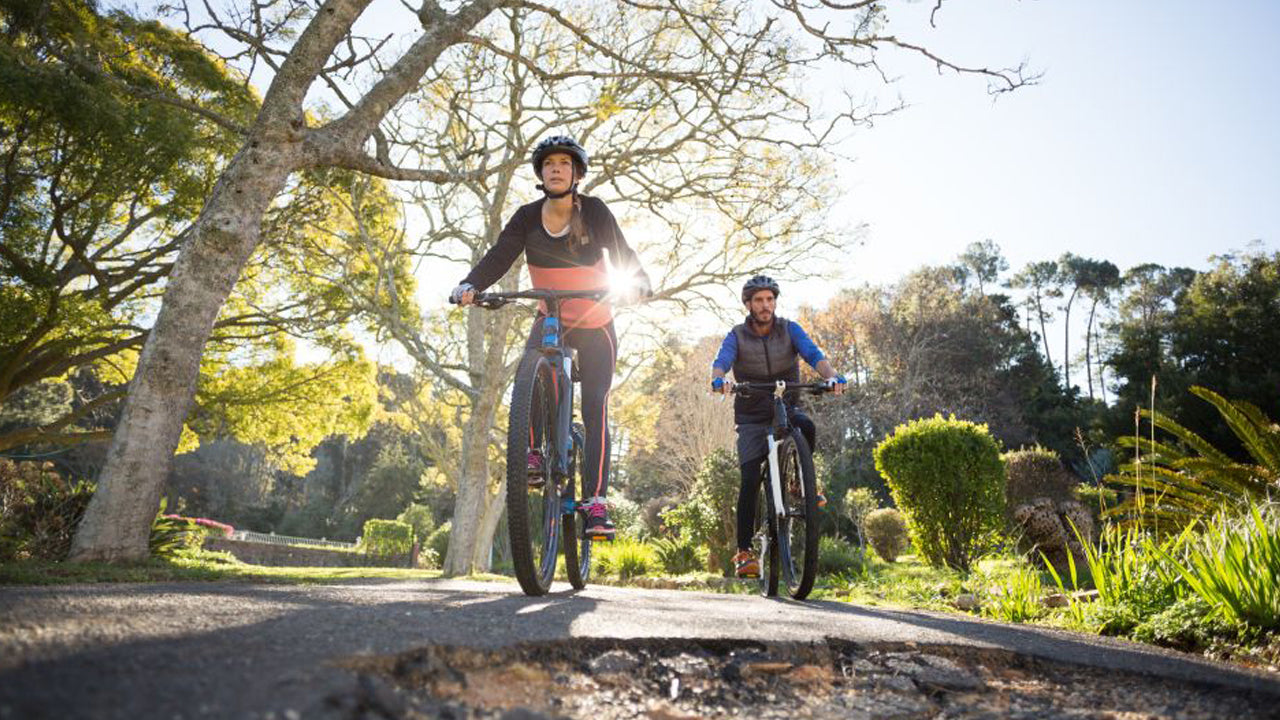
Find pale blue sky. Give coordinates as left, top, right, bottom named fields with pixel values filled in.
left=811, top=0, right=1280, bottom=293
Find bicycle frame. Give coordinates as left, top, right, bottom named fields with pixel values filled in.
left=737, top=380, right=822, bottom=518
left=465, top=288, right=610, bottom=507
left=764, top=381, right=792, bottom=527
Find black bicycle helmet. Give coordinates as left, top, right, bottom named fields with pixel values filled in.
left=531, top=135, right=589, bottom=179
left=741, top=275, right=781, bottom=304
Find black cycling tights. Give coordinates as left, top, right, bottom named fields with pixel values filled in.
left=736, top=414, right=816, bottom=552
left=526, top=317, right=617, bottom=501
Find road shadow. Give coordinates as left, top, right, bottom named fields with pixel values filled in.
left=0, top=577, right=595, bottom=720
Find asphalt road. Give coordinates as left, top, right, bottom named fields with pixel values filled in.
left=2, top=578, right=1278, bottom=719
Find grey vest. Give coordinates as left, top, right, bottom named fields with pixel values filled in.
left=731, top=317, right=799, bottom=422
left=731, top=316, right=799, bottom=383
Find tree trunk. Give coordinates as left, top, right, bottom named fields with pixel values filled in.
left=1085, top=299, right=1098, bottom=401
left=1034, top=295, right=1054, bottom=375
left=442, top=272, right=519, bottom=575
left=474, top=475, right=508, bottom=571
left=70, top=142, right=297, bottom=561
left=441, top=325, right=513, bottom=574
left=1062, top=288, right=1078, bottom=391
left=443, top=388, right=498, bottom=575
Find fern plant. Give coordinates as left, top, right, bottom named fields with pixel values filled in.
left=1106, top=386, right=1279, bottom=532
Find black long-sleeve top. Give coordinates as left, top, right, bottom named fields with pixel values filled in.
left=461, top=195, right=649, bottom=328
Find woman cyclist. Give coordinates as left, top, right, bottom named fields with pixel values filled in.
left=450, top=136, right=650, bottom=541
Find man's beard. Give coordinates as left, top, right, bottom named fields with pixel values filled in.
left=750, top=310, right=772, bottom=326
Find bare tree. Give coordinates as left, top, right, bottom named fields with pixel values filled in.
left=70, top=0, right=1032, bottom=562
left=633, top=338, right=737, bottom=498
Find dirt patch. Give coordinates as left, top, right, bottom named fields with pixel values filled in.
left=331, top=638, right=1280, bottom=719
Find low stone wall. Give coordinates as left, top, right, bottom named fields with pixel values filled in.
left=203, top=536, right=414, bottom=568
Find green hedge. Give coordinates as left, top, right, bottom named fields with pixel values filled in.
left=361, top=518, right=414, bottom=557
left=873, top=415, right=1005, bottom=572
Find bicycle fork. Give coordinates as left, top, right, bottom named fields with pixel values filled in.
left=766, top=433, right=785, bottom=523
left=547, top=350, right=575, bottom=482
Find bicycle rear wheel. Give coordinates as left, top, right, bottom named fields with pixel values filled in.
left=777, top=429, right=820, bottom=600
left=753, top=467, right=780, bottom=597
left=506, top=349, right=561, bottom=596
left=563, top=424, right=592, bottom=589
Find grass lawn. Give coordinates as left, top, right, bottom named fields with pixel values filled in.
left=0, top=550, right=444, bottom=586
left=810, top=553, right=1024, bottom=611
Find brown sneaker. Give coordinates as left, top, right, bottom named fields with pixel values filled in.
left=733, top=550, right=760, bottom=578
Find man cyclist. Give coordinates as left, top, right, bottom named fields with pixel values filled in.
left=451, top=136, right=650, bottom=541
left=711, top=275, right=845, bottom=578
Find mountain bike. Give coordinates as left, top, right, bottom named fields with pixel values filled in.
left=730, top=381, right=831, bottom=600
left=454, top=289, right=605, bottom=596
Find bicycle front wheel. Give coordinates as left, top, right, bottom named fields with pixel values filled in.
left=777, top=429, right=820, bottom=599
left=506, top=349, right=561, bottom=596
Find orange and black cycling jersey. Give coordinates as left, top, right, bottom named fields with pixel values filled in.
left=461, top=195, right=648, bottom=328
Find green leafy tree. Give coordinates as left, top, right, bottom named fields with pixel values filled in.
left=1075, top=258, right=1121, bottom=403
left=396, top=503, right=435, bottom=545
left=1007, top=260, right=1062, bottom=375
left=955, top=239, right=1009, bottom=297
left=1107, top=251, right=1279, bottom=458
left=844, top=487, right=878, bottom=548
left=0, top=0, right=253, bottom=450
left=0, top=2, right=385, bottom=463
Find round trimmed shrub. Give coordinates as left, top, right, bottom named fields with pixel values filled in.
left=873, top=415, right=1005, bottom=572
left=1002, top=446, right=1077, bottom=512
left=864, top=508, right=908, bottom=562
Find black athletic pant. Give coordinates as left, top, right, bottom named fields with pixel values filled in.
left=526, top=317, right=617, bottom=500
left=736, top=412, right=816, bottom=552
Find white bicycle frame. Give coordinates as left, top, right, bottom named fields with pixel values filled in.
left=765, top=380, right=788, bottom=525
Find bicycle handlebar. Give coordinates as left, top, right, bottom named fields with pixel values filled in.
left=730, top=380, right=834, bottom=397
left=449, top=288, right=613, bottom=309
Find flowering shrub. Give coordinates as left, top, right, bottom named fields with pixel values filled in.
left=0, top=459, right=95, bottom=561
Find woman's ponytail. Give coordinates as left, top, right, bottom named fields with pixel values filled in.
left=569, top=192, right=590, bottom=250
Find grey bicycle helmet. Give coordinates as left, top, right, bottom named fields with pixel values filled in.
left=531, top=135, right=589, bottom=179
left=741, top=275, right=781, bottom=303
